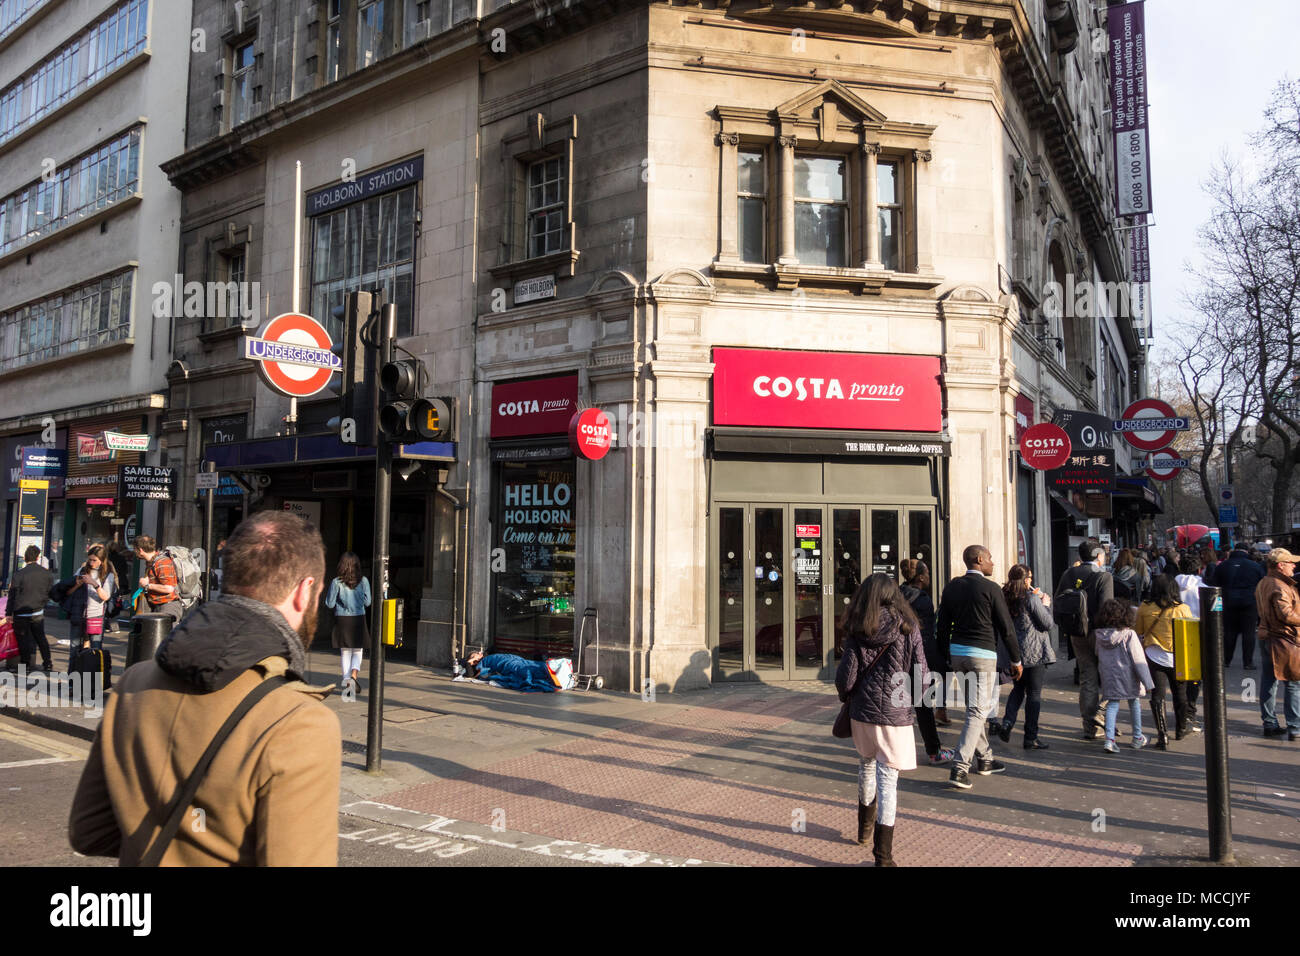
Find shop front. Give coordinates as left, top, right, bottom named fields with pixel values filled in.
left=1014, top=393, right=1038, bottom=574
left=2, top=429, right=67, bottom=579
left=706, top=348, right=948, bottom=683
left=488, top=373, right=580, bottom=660
left=63, top=415, right=146, bottom=577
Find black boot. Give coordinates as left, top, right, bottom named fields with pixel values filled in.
left=1151, top=702, right=1168, bottom=750
left=857, top=800, right=875, bottom=846
left=873, top=822, right=896, bottom=866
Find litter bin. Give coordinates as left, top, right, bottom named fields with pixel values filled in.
left=127, top=614, right=173, bottom=668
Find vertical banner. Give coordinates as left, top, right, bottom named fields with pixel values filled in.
left=17, top=479, right=49, bottom=560
left=1109, top=0, right=1152, bottom=217
left=1130, top=217, right=1151, bottom=337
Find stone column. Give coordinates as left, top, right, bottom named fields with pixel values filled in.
left=914, top=148, right=935, bottom=274
left=862, top=142, right=882, bottom=269
left=778, top=134, right=798, bottom=265
left=717, top=132, right=740, bottom=262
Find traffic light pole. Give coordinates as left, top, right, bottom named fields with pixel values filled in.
left=365, top=303, right=396, bottom=774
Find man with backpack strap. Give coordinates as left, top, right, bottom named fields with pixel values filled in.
left=134, top=536, right=185, bottom=622
left=69, top=511, right=341, bottom=866
left=1055, top=540, right=1114, bottom=740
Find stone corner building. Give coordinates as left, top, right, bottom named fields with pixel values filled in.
left=161, top=0, right=1145, bottom=693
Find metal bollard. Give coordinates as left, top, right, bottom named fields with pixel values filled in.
left=127, top=614, right=173, bottom=669
left=1198, top=585, right=1233, bottom=864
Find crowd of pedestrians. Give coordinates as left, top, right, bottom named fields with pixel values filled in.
left=836, top=533, right=1300, bottom=865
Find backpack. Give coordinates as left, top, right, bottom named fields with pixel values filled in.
left=160, top=547, right=203, bottom=610
left=1054, top=570, right=1092, bottom=638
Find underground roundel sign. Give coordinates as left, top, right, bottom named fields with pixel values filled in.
left=569, top=408, right=612, bottom=461
left=242, top=313, right=340, bottom=398
left=1115, top=398, right=1189, bottom=452
left=1019, top=423, right=1072, bottom=470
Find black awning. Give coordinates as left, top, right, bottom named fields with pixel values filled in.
left=1114, top=477, right=1165, bottom=515
left=1049, top=489, right=1088, bottom=521
left=709, top=427, right=950, bottom=459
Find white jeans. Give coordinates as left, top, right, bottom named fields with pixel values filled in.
left=341, top=648, right=363, bottom=677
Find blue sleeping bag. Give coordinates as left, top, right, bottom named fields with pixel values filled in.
left=477, top=653, right=557, bottom=692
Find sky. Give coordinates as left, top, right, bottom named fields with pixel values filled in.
left=1144, top=0, right=1300, bottom=360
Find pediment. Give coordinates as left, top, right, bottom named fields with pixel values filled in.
left=775, top=79, right=887, bottom=125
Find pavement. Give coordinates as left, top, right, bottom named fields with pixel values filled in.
left=5, top=616, right=1299, bottom=866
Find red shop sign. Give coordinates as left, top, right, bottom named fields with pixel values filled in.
left=569, top=408, right=612, bottom=461
left=1014, top=394, right=1036, bottom=444
left=711, top=348, right=942, bottom=432
left=1019, top=423, right=1072, bottom=470
left=491, top=374, right=579, bottom=438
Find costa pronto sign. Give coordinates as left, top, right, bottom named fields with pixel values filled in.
left=712, top=348, right=942, bottom=431
left=243, top=313, right=340, bottom=398
left=568, top=408, right=612, bottom=461
left=1019, top=423, right=1072, bottom=471
left=491, top=374, right=579, bottom=438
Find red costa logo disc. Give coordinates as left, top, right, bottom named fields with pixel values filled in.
left=1019, top=423, right=1072, bottom=470
left=569, top=408, right=612, bottom=461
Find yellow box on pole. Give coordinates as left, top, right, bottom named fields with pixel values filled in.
left=1173, top=619, right=1201, bottom=681
left=381, top=598, right=403, bottom=647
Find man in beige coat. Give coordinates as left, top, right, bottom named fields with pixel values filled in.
left=1255, top=548, right=1300, bottom=740
left=69, top=511, right=342, bottom=865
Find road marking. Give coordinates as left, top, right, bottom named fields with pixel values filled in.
left=340, top=799, right=726, bottom=867
left=338, top=826, right=479, bottom=858
left=0, top=755, right=80, bottom=769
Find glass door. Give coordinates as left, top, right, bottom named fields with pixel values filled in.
left=753, top=506, right=785, bottom=675
left=792, top=506, right=827, bottom=677
left=869, top=508, right=901, bottom=581
left=716, top=506, right=746, bottom=679
left=832, top=507, right=864, bottom=663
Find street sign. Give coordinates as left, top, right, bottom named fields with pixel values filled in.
left=195, top=471, right=220, bottom=491
left=243, top=312, right=341, bottom=398
left=1144, top=453, right=1188, bottom=482
left=1019, top=423, right=1072, bottom=470
left=1219, top=484, right=1235, bottom=505
left=1115, top=398, right=1190, bottom=452
left=1218, top=505, right=1238, bottom=527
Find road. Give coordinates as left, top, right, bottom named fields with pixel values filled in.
left=0, top=715, right=597, bottom=867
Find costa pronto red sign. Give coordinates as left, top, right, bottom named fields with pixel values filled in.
left=1019, top=423, right=1072, bottom=470
left=569, top=408, right=612, bottom=461
left=491, top=374, right=579, bottom=438
left=712, top=348, right=942, bottom=431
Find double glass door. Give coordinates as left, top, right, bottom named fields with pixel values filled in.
left=713, top=502, right=935, bottom=681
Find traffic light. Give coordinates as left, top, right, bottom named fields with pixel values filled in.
left=328, top=291, right=377, bottom=446
left=378, top=357, right=456, bottom=443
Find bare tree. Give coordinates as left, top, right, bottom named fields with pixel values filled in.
left=1185, top=78, right=1300, bottom=531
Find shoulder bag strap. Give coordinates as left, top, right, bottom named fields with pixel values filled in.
left=139, top=675, right=289, bottom=867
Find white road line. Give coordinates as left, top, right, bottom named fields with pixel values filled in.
left=340, top=799, right=727, bottom=867
left=0, top=719, right=90, bottom=761
left=0, top=756, right=80, bottom=769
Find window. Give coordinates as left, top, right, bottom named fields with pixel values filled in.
left=876, top=160, right=902, bottom=272
left=527, top=158, right=565, bottom=259
left=737, top=149, right=766, bottom=263
left=0, top=0, right=53, bottom=44
left=230, top=42, right=255, bottom=128
left=310, top=184, right=417, bottom=338
left=325, top=0, right=341, bottom=82
left=0, top=127, right=141, bottom=257
left=357, top=0, right=391, bottom=69
left=0, top=0, right=147, bottom=146
left=0, top=269, right=134, bottom=371
left=794, top=155, right=847, bottom=267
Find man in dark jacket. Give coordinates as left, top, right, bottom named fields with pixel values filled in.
left=4, top=545, right=55, bottom=675
left=69, top=512, right=342, bottom=866
left=1217, top=547, right=1266, bottom=668
left=936, top=545, right=1022, bottom=790
left=1056, top=540, right=1114, bottom=739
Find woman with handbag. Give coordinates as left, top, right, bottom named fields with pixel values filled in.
left=992, top=564, right=1056, bottom=750
left=834, top=572, right=929, bottom=866
left=1136, top=574, right=1196, bottom=749
left=325, top=552, right=371, bottom=693
left=67, top=545, right=115, bottom=654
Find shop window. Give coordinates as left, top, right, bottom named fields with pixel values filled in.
left=737, top=148, right=767, bottom=263
left=492, top=459, right=577, bottom=659
left=714, top=80, right=936, bottom=289
left=794, top=154, right=848, bottom=268
left=309, top=184, right=417, bottom=338
left=491, top=112, right=580, bottom=281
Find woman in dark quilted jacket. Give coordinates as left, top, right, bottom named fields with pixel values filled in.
left=835, top=572, right=930, bottom=866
